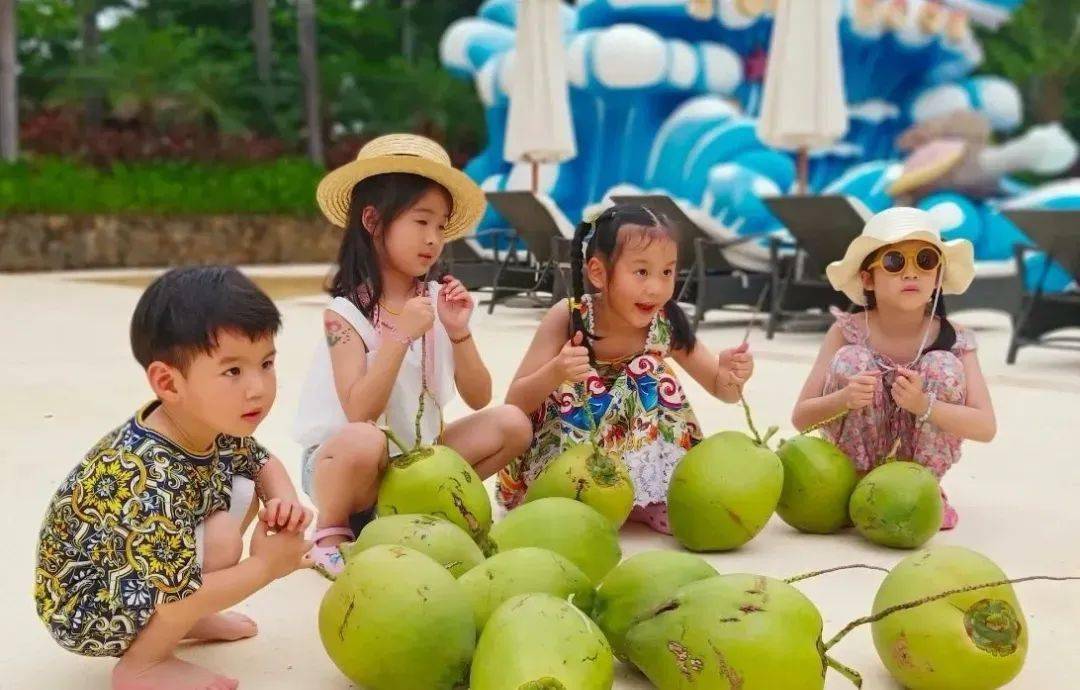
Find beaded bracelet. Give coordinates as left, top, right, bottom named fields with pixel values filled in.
left=449, top=332, right=473, bottom=345
left=917, top=392, right=936, bottom=425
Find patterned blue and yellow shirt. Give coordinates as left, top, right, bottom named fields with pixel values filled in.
left=34, top=402, right=268, bottom=657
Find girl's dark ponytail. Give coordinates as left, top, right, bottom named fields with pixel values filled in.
left=926, top=288, right=957, bottom=352
left=569, top=217, right=596, bottom=363
left=664, top=298, right=696, bottom=352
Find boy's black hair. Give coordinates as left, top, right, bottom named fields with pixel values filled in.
left=130, top=266, right=282, bottom=371
left=855, top=250, right=956, bottom=352
left=569, top=203, right=695, bottom=362
left=328, top=172, right=453, bottom=317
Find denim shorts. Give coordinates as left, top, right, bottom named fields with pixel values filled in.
left=300, top=445, right=319, bottom=498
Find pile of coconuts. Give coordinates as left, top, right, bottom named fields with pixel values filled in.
left=316, top=424, right=1072, bottom=689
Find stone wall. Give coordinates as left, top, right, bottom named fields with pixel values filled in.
left=0, top=214, right=340, bottom=271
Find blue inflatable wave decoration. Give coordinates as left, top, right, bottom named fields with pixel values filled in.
left=442, top=0, right=1079, bottom=293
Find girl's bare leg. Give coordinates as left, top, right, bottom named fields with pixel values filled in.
left=441, top=405, right=533, bottom=479
left=311, top=422, right=389, bottom=548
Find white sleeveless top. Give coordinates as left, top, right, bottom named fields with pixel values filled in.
left=293, top=282, right=457, bottom=451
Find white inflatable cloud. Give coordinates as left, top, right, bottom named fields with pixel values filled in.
left=971, top=76, right=1022, bottom=132
left=592, top=24, right=668, bottom=89
left=911, top=84, right=971, bottom=123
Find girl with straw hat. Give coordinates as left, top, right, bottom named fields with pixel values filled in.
left=792, top=207, right=997, bottom=529
left=293, top=134, right=532, bottom=575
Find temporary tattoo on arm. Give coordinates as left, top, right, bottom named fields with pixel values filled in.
left=325, top=316, right=351, bottom=347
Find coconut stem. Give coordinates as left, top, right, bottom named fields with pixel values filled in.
left=313, top=562, right=337, bottom=582
left=381, top=427, right=410, bottom=456
left=824, top=575, right=1080, bottom=652
left=825, top=655, right=863, bottom=688
left=566, top=300, right=601, bottom=449
left=785, top=564, right=891, bottom=584
left=884, top=437, right=902, bottom=461
left=800, top=409, right=849, bottom=436
left=739, top=392, right=764, bottom=445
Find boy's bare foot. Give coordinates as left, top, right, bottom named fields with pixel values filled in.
left=112, top=655, right=238, bottom=690
left=185, top=612, right=258, bottom=642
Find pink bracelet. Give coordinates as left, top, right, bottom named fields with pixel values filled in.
left=379, top=321, right=413, bottom=346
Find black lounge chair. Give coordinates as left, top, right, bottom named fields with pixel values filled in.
left=1002, top=209, right=1080, bottom=364
left=484, top=191, right=574, bottom=314
left=762, top=195, right=865, bottom=338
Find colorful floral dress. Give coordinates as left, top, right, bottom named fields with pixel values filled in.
left=498, top=295, right=703, bottom=524
left=34, top=402, right=267, bottom=657
left=822, top=310, right=976, bottom=528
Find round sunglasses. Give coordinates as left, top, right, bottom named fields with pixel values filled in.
left=866, top=246, right=942, bottom=274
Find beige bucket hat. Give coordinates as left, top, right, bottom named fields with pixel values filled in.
left=825, top=206, right=975, bottom=306
left=316, top=133, right=486, bottom=240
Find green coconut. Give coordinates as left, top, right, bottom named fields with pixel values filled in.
left=871, top=546, right=1028, bottom=690
left=776, top=435, right=858, bottom=534
left=470, top=593, right=615, bottom=690
left=625, top=574, right=833, bottom=689
left=524, top=442, right=635, bottom=527
left=318, top=544, right=475, bottom=690
left=849, top=461, right=943, bottom=549
left=667, top=430, right=784, bottom=551
left=591, top=550, right=718, bottom=661
left=458, top=547, right=595, bottom=630
left=344, top=513, right=484, bottom=578
left=490, top=497, right=622, bottom=583
left=375, top=442, right=493, bottom=550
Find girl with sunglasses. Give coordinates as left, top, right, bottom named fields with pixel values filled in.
left=792, top=207, right=996, bottom=529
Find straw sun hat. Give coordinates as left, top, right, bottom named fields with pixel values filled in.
left=315, top=133, right=486, bottom=241
left=825, top=206, right=975, bottom=307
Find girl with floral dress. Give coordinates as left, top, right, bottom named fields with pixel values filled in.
left=793, top=207, right=997, bottom=529
left=503, top=204, right=755, bottom=534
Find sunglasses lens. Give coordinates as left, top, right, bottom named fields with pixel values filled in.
left=917, top=248, right=940, bottom=271
left=881, top=251, right=906, bottom=273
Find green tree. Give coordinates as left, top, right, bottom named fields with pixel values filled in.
left=979, top=0, right=1080, bottom=136
left=53, top=17, right=249, bottom=131
left=14, top=0, right=487, bottom=158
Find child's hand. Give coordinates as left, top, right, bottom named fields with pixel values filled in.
left=892, top=367, right=930, bottom=416
left=555, top=332, right=592, bottom=384
left=843, top=371, right=880, bottom=410
left=438, top=275, right=474, bottom=339
left=718, top=342, right=754, bottom=387
left=399, top=295, right=435, bottom=340
left=259, top=498, right=313, bottom=534
left=250, top=520, right=313, bottom=580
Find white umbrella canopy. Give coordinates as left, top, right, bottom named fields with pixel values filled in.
left=757, top=0, right=848, bottom=192
left=504, top=0, right=577, bottom=192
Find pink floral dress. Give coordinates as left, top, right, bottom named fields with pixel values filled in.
left=497, top=295, right=703, bottom=533
left=822, top=310, right=976, bottom=528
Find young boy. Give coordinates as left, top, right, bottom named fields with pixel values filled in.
left=34, top=266, right=313, bottom=690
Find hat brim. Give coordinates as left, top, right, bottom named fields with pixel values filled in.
left=316, top=154, right=486, bottom=240
left=825, top=231, right=975, bottom=306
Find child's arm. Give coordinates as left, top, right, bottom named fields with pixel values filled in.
left=325, top=301, right=426, bottom=424
left=505, top=301, right=591, bottom=415
left=670, top=340, right=754, bottom=404
left=892, top=352, right=996, bottom=442
left=254, top=455, right=313, bottom=533
left=791, top=324, right=878, bottom=431
left=438, top=276, right=492, bottom=409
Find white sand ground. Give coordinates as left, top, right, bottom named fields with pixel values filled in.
left=3, top=265, right=1078, bottom=690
